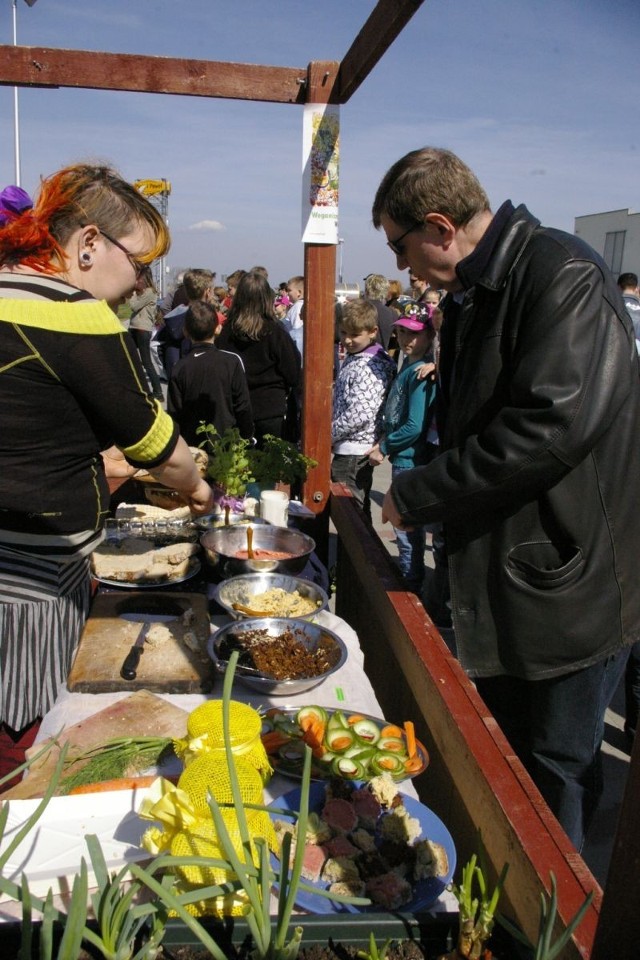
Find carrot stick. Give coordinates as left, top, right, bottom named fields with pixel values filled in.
left=261, top=731, right=290, bottom=752
left=404, top=720, right=417, bottom=759
left=404, top=756, right=424, bottom=774
left=67, top=774, right=175, bottom=795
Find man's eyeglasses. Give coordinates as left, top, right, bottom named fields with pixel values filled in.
left=100, top=230, right=145, bottom=276
left=387, top=222, right=422, bottom=257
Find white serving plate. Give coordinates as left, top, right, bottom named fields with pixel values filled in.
left=0, top=789, right=150, bottom=899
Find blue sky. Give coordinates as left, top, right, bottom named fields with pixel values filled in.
left=1, top=0, right=638, bottom=290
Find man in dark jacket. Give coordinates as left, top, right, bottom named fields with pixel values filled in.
left=372, top=147, right=640, bottom=849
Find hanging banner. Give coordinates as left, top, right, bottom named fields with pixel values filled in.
left=301, top=102, right=340, bottom=244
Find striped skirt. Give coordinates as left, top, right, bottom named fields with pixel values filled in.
left=0, top=546, right=91, bottom=730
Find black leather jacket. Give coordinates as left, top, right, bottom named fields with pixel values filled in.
left=392, top=203, right=640, bottom=679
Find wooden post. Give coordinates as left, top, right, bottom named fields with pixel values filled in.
left=299, top=60, right=339, bottom=563
left=590, top=730, right=640, bottom=958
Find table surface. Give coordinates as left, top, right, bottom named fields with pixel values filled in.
left=8, top=598, right=457, bottom=919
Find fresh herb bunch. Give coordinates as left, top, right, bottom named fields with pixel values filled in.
left=60, top=736, right=172, bottom=794
left=196, top=424, right=255, bottom=497
left=250, top=434, right=317, bottom=487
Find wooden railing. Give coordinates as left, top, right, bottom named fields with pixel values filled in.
left=330, top=483, right=600, bottom=958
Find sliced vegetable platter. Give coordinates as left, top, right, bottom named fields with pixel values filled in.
left=261, top=705, right=429, bottom=782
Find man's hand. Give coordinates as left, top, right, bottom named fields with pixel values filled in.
left=381, top=487, right=414, bottom=530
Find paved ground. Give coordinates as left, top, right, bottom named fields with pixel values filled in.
left=361, top=457, right=631, bottom=888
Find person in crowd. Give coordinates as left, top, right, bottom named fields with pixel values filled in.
left=331, top=299, right=396, bottom=521
left=273, top=292, right=292, bottom=321
left=367, top=301, right=436, bottom=592
left=222, top=269, right=245, bottom=314
left=155, top=268, right=217, bottom=378
left=373, top=145, right=640, bottom=849
left=167, top=300, right=254, bottom=446
left=284, top=274, right=305, bottom=359
left=617, top=272, right=640, bottom=350
left=409, top=270, right=429, bottom=301
left=216, top=270, right=301, bottom=446
left=363, top=273, right=397, bottom=351
left=251, top=264, right=277, bottom=299
left=128, top=266, right=164, bottom=400
left=386, top=278, right=405, bottom=315
left=0, top=162, right=213, bottom=741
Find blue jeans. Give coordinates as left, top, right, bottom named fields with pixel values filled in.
left=391, top=465, right=425, bottom=592
left=476, top=648, right=630, bottom=850
left=624, top=639, right=640, bottom=738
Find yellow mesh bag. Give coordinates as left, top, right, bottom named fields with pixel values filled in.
left=178, top=752, right=263, bottom=815
left=176, top=699, right=272, bottom=782
left=171, top=807, right=278, bottom=917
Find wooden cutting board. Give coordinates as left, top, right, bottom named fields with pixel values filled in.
left=66, top=591, right=214, bottom=694
left=0, top=691, right=189, bottom=800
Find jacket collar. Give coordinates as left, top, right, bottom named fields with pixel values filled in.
left=456, top=202, right=540, bottom=292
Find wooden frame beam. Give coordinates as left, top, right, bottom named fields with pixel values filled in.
left=337, top=0, right=427, bottom=102
left=0, top=45, right=307, bottom=104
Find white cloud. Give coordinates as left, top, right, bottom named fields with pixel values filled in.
left=188, top=220, right=225, bottom=232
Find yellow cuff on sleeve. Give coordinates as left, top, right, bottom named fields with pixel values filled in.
left=122, top=405, right=176, bottom=463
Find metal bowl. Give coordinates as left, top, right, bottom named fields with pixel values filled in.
left=207, top=617, right=347, bottom=695
left=214, top=573, right=329, bottom=620
left=192, top=513, right=270, bottom=533
left=200, top=524, right=315, bottom=578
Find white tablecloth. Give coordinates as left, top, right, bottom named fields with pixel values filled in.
left=17, top=608, right=457, bottom=917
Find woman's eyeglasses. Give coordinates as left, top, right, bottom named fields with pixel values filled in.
left=100, top=230, right=145, bottom=276
left=387, top=222, right=422, bottom=256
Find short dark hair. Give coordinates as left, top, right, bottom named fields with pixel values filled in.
left=618, top=272, right=638, bottom=290
left=184, top=300, right=217, bottom=341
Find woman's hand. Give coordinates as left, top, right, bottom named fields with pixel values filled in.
left=181, top=477, right=215, bottom=516
left=148, top=437, right=214, bottom=515
left=101, top=446, right=138, bottom=479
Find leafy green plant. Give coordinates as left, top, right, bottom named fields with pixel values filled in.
left=498, top=872, right=594, bottom=960
left=196, top=424, right=254, bottom=497
left=250, top=435, right=317, bottom=488
left=357, top=931, right=394, bottom=960
left=440, top=852, right=508, bottom=959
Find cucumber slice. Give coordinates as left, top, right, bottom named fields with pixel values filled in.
left=371, top=751, right=406, bottom=778
left=327, top=709, right=349, bottom=732
left=351, top=718, right=381, bottom=745
left=326, top=727, right=356, bottom=753
left=296, top=705, right=328, bottom=728
left=377, top=736, right=408, bottom=755
left=332, top=756, right=365, bottom=780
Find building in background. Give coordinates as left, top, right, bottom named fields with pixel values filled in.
left=575, top=208, right=640, bottom=276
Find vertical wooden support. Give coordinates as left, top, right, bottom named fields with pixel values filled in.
left=591, top=731, right=640, bottom=958
left=299, top=60, right=339, bottom=562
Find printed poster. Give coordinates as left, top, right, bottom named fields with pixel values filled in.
left=301, top=102, right=339, bottom=244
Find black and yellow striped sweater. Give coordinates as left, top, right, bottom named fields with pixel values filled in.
left=0, top=273, right=179, bottom=558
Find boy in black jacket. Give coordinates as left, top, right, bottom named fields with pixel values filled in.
left=167, top=301, right=254, bottom=446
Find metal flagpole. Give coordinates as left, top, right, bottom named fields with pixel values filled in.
left=12, top=0, right=39, bottom=186
left=12, top=0, right=21, bottom=185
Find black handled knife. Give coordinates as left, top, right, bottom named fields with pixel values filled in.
left=120, top=621, right=151, bottom=680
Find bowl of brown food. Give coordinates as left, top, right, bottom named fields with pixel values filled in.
left=207, top=617, right=347, bottom=695
left=200, top=524, right=315, bottom=578
left=214, top=572, right=328, bottom=620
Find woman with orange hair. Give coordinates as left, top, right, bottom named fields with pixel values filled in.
left=0, top=164, right=213, bottom=740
